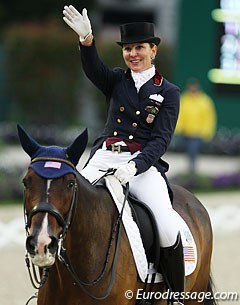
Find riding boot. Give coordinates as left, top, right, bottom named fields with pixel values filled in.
left=159, top=232, right=185, bottom=305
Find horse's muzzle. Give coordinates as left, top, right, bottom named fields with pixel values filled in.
left=26, top=234, right=59, bottom=267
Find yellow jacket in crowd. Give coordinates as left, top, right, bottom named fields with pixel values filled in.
left=175, top=90, right=217, bottom=142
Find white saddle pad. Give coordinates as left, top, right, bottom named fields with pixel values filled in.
left=105, top=176, right=197, bottom=283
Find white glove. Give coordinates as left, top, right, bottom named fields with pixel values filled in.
left=114, top=161, right=137, bottom=185
left=63, top=6, right=92, bottom=41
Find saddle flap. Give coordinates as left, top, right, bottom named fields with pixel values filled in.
left=127, top=193, right=160, bottom=265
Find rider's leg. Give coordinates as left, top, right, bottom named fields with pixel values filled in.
left=130, top=166, right=179, bottom=246
left=130, top=166, right=185, bottom=304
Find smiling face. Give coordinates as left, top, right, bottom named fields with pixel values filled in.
left=122, top=42, right=157, bottom=72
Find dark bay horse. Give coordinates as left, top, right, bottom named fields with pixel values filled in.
left=18, top=125, right=216, bottom=305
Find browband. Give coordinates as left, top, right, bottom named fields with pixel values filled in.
left=31, top=157, right=76, bottom=170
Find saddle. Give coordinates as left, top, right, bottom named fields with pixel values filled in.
left=99, top=175, right=198, bottom=284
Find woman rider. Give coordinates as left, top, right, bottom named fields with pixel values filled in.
left=63, top=5, right=184, bottom=304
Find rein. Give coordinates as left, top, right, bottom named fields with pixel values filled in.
left=57, top=169, right=129, bottom=300
left=24, top=165, right=129, bottom=302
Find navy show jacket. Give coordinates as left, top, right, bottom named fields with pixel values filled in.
left=80, top=41, right=180, bottom=176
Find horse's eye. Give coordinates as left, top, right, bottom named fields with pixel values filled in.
left=67, top=181, right=75, bottom=188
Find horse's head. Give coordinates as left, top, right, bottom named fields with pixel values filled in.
left=17, top=124, right=88, bottom=268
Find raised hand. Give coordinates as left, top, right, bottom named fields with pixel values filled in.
left=63, top=6, right=92, bottom=41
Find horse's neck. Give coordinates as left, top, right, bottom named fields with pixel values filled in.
left=66, top=176, right=117, bottom=277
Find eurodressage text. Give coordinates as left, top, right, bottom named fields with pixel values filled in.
left=124, top=289, right=239, bottom=303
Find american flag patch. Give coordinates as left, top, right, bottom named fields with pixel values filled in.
left=44, top=161, right=62, bottom=169
left=184, top=246, right=195, bottom=262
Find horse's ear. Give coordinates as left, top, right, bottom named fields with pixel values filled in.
left=17, top=124, right=40, bottom=158
left=66, top=128, right=88, bottom=166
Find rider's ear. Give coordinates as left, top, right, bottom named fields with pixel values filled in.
left=66, top=128, right=88, bottom=166
left=17, top=124, right=40, bottom=158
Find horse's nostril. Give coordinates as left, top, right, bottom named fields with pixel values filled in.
left=48, top=236, right=58, bottom=254
left=26, top=236, right=36, bottom=255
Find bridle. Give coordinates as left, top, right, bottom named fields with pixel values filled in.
left=24, top=159, right=128, bottom=303
left=24, top=157, right=78, bottom=293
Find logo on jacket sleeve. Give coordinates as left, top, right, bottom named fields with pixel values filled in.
left=145, top=105, right=160, bottom=124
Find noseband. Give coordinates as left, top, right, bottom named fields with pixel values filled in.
left=26, top=202, right=66, bottom=229
left=24, top=184, right=78, bottom=237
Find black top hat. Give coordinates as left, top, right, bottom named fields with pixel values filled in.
left=117, top=22, right=161, bottom=46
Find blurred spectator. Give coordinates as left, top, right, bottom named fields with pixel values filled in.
left=175, top=78, right=217, bottom=174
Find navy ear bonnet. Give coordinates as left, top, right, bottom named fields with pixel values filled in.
left=17, top=124, right=88, bottom=179
left=30, top=146, right=76, bottom=179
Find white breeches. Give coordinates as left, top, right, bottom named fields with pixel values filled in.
left=81, top=145, right=180, bottom=247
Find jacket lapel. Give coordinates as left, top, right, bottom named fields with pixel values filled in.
left=139, top=69, right=164, bottom=100
left=122, top=69, right=165, bottom=107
